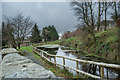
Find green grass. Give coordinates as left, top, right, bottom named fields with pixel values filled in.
left=46, top=64, right=74, bottom=78
left=20, top=46, right=33, bottom=52
left=45, top=37, right=81, bottom=45
left=95, top=30, right=108, bottom=37
left=20, top=46, right=41, bottom=59
left=95, top=28, right=118, bottom=43
left=65, top=37, right=80, bottom=42
left=46, top=40, right=62, bottom=44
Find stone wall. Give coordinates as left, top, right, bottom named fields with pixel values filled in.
left=0, top=48, right=56, bottom=78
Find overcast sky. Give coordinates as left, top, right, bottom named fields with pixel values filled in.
left=2, top=2, right=79, bottom=35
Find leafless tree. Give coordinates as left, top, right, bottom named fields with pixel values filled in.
left=111, top=1, right=120, bottom=22
left=114, top=2, right=118, bottom=20
left=97, top=2, right=104, bottom=31
left=71, top=2, right=97, bottom=42
left=103, top=1, right=112, bottom=31
left=11, top=13, right=34, bottom=49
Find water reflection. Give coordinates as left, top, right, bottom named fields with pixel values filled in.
left=38, top=46, right=119, bottom=79
left=65, top=52, right=70, bottom=56
left=0, top=55, right=1, bottom=61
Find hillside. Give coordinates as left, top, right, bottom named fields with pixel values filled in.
left=47, top=27, right=119, bottom=64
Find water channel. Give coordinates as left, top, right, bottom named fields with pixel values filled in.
left=37, top=45, right=120, bottom=79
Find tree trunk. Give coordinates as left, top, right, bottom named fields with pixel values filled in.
left=97, top=2, right=101, bottom=31
left=18, top=43, right=20, bottom=49
left=12, top=43, right=16, bottom=49
left=114, top=2, right=118, bottom=21
left=91, top=31, right=96, bottom=42
left=104, top=2, right=107, bottom=31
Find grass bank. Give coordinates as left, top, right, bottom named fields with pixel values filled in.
left=41, top=28, right=120, bottom=64
left=18, top=46, right=80, bottom=79
left=20, top=46, right=33, bottom=52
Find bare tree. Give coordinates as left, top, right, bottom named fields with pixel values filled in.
left=97, top=2, right=104, bottom=31
left=114, top=2, right=118, bottom=20
left=111, top=1, right=120, bottom=22
left=71, top=2, right=97, bottom=42
left=11, top=13, right=34, bottom=49
left=103, top=2, right=112, bottom=31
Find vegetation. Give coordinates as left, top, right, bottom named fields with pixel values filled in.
left=46, top=40, right=62, bottom=44
left=2, top=13, right=34, bottom=49
left=2, top=15, right=60, bottom=49
left=30, top=24, right=42, bottom=43
left=20, top=46, right=33, bottom=53
left=2, top=22, right=9, bottom=47
left=42, top=25, right=59, bottom=42
left=71, top=2, right=119, bottom=43
left=2, top=1, right=120, bottom=79
left=2, top=22, right=17, bottom=48
left=46, top=27, right=119, bottom=64
left=71, top=2, right=97, bottom=42
left=43, top=61, right=74, bottom=79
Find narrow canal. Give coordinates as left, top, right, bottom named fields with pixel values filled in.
left=37, top=45, right=120, bottom=79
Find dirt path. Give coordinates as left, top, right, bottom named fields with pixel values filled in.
left=21, top=50, right=46, bottom=68
left=20, top=50, right=67, bottom=79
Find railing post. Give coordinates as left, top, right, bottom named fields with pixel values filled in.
left=76, top=61, right=79, bottom=80
left=40, top=51, right=42, bottom=56
left=43, top=52, right=45, bottom=57
left=44, top=53, right=46, bottom=57
left=100, top=66, right=104, bottom=79
left=44, top=53, right=45, bottom=57
left=49, top=56, right=51, bottom=61
left=41, top=51, right=43, bottom=57
left=54, top=56, right=56, bottom=66
left=106, top=68, right=109, bottom=79
left=63, top=57, right=65, bottom=69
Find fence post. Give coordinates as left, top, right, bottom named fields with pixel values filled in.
left=76, top=61, right=79, bottom=80
left=49, top=56, right=51, bottom=61
left=54, top=56, right=56, bottom=66
left=100, top=66, right=104, bottom=79
left=40, top=51, right=42, bottom=56
left=43, top=52, right=45, bottom=57
left=44, top=53, right=46, bottom=57
left=63, top=57, right=65, bottom=69
left=41, top=51, right=43, bottom=57
left=106, top=68, right=109, bottom=79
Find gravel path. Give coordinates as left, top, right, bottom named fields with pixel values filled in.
left=21, top=50, right=45, bottom=67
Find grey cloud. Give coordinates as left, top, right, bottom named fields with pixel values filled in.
left=2, top=2, right=78, bottom=34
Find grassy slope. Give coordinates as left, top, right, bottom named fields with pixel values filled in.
left=88, top=28, right=119, bottom=63
left=95, top=28, right=118, bottom=42
left=46, top=28, right=119, bottom=64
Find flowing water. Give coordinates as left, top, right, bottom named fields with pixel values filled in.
left=37, top=45, right=120, bottom=79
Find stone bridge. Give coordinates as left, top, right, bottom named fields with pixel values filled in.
left=0, top=48, right=57, bottom=79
